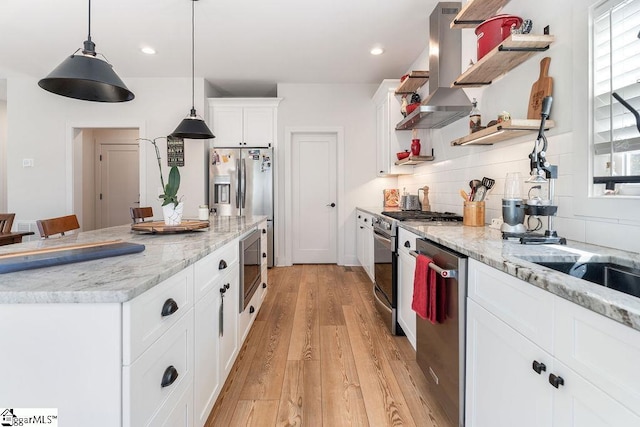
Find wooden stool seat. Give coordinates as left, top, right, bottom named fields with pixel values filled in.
left=130, top=207, right=154, bottom=224
left=36, top=215, right=80, bottom=238
left=0, top=213, right=15, bottom=234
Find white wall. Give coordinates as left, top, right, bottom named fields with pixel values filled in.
left=6, top=77, right=209, bottom=224
left=276, top=83, right=398, bottom=265
left=0, top=97, right=6, bottom=214
left=397, top=0, right=640, bottom=253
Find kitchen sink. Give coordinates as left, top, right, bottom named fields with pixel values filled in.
left=529, top=261, right=640, bottom=299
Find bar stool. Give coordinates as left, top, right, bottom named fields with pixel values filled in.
left=130, top=207, right=154, bottom=224
left=36, top=214, right=80, bottom=238
left=0, top=213, right=15, bottom=233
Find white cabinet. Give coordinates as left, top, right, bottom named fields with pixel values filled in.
left=218, top=267, right=239, bottom=379
left=193, top=239, right=239, bottom=427
left=356, top=210, right=374, bottom=282
left=238, top=220, right=269, bottom=344
left=466, top=259, right=640, bottom=426
left=372, top=80, right=411, bottom=176
left=194, top=283, right=221, bottom=427
left=208, top=98, right=281, bottom=148
left=396, top=227, right=419, bottom=349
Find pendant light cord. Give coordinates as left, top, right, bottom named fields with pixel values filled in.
left=191, top=0, right=195, bottom=111
left=87, top=0, right=92, bottom=42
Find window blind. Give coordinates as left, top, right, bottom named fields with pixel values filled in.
left=593, top=0, right=640, bottom=172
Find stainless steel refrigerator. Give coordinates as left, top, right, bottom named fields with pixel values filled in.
left=209, top=147, right=274, bottom=267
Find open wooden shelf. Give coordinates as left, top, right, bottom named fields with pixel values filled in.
left=394, top=155, right=435, bottom=165
left=451, top=0, right=511, bottom=28
left=395, top=71, right=429, bottom=95
left=451, top=119, right=555, bottom=146
left=452, top=34, right=555, bottom=87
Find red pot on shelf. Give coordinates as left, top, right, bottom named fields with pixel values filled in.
left=411, top=139, right=421, bottom=156
left=475, top=15, right=523, bottom=60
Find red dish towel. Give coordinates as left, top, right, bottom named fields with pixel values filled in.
left=412, top=254, right=447, bottom=324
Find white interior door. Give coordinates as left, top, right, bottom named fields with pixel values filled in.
left=291, top=132, right=337, bottom=264
left=96, top=144, right=139, bottom=228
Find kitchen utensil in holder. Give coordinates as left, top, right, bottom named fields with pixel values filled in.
left=463, top=201, right=485, bottom=227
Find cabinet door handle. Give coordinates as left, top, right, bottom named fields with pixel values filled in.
left=161, top=365, right=179, bottom=388
left=262, top=252, right=267, bottom=258
left=548, top=373, right=565, bottom=388
left=404, top=241, right=411, bottom=248
left=224, top=283, right=230, bottom=290
left=532, top=360, right=546, bottom=374
left=249, top=305, right=255, bottom=314
left=161, top=298, right=179, bottom=317
left=262, top=228, right=267, bottom=234
left=220, top=286, right=227, bottom=294
left=262, top=282, right=267, bottom=289
left=219, top=259, right=227, bottom=270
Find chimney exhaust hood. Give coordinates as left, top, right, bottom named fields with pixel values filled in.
left=396, top=2, right=471, bottom=130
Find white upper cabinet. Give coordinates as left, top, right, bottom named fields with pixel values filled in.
left=372, top=80, right=411, bottom=176
left=208, top=98, right=281, bottom=148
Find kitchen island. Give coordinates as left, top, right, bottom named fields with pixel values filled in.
left=0, top=215, right=267, bottom=427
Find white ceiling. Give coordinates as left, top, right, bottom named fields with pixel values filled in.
left=0, top=0, right=438, bottom=97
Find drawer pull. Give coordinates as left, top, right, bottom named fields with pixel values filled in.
left=548, top=373, right=564, bottom=388
left=262, top=228, right=267, bottom=234
left=219, top=260, right=227, bottom=270
left=161, top=298, right=179, bottom=317
left=249, top=305, right=255, bottom=314
left=532, top=360, right=546, bottom=374
left=161, top=365, right=179, bottom=388
left=404, top=241, right=411, bottom=248
left=262, top=252, right=267, bottom=258
left=262, top=282, right=267, bottom=289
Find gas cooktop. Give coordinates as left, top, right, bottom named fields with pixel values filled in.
left=381, top=211, right=463, bottom=222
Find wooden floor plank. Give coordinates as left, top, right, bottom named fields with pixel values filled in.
left=275, top=360, right=322, bottom=426
left=390, top=359, right=454, bottom=427
left=343, top=304, right=417, bottom=427
left=320, top=325, right=369, bottom=426
left=229, top=400, right=279, bottom=426
left=287, top=265, right=320, bottom=361
left=206, top=265, right=453, bottom=427
left=239, top=289, right=297, bottom=400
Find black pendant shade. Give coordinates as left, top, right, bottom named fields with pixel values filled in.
left=38, top=1, right=133, bottom=103
left=170, top=0, right=214, bottom=140
left=172, top=108, right=215, bottom=139
left=38, top=53, right=134, bottom=102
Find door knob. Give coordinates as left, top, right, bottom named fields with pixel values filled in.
left=327, top=202, right=336, bottom=207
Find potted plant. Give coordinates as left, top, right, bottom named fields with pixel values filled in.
left=138, top=137, right=184, bottom=225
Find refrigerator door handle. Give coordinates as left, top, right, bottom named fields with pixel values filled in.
left=235, top=158, right=241, bottom=209
left=241, top=158, right=247, bottom=209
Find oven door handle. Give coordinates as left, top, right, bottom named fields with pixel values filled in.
left=373, top=283, right=392, bottom=313
left=373, top=229, right=392, bottom=246
left=409, top=250, right=458, bottom=279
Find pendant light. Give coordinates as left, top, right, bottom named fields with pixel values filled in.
left=38, top=0, right=134, bottom=102
left=171, top=0, right=215, bottom=139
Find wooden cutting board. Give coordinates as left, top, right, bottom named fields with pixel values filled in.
left=527, top=57, right=553, bottom=119
left=131, top=220, right=210, bottom=233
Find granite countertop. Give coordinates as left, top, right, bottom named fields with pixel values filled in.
left=0, top=215, right=266, bottom=304
left=357, top=207, right=640, bottom=331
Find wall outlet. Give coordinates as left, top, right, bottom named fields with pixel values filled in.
left=490, top=218, right=503, bottom=230
left=22, top=158, right=34, bottom=168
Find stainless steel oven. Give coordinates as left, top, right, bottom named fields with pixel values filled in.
left=239, top=228, right=261, bottom=312
left=372, top=216, right=403, bottom=335
left=415, top=237, right=467, bottom=427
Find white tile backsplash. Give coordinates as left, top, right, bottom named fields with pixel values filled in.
left=397, top=132, right=640, bottom=253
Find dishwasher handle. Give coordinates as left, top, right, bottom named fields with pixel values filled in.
left=410, top=250, right=457, bottom=279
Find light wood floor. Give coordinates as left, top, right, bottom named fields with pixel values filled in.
left=205, top=264, right=454, bottom=427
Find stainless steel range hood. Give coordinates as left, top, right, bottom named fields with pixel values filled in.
left=396, top=2, right=471, bottom=130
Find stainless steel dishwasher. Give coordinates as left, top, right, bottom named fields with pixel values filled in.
left=414, top=237, right=467, bottom=427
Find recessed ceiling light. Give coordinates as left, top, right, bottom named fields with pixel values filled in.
left=370, top=47, right=384, bottom=56
left=141, top=47, right=156, bottom=55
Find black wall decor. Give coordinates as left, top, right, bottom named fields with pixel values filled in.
left=167, top=136, right=184, bottom=167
